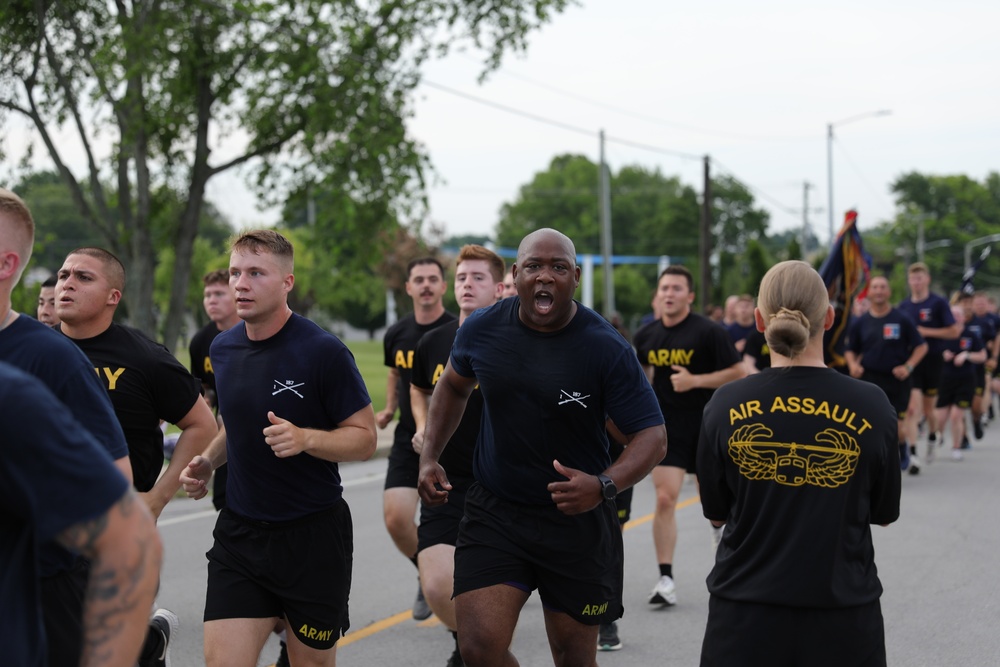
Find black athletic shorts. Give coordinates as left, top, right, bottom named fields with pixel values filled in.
left=910, top=354, right=943, bottom=395
left=974, top=365, right=987, bottom=393
left=661, top=410, right=703, bottom=473
left=701, top=596, right=886, bottom=667
left=453, top=482, right=623, bottom=626
left=40, top=559, right=89, bottom=667
left=204, top=502, right=353, bottom=649
left=936, top=375, right=974, bottom=409
left=384, top=428, right=420, bottom=489
left=417, top=475, right=473, bottom=552
left=614, top=486, right=634, bottom=525
left=861, top=371, right=911, bottom=419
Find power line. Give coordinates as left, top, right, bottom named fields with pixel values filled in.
left=708, top=158, right=800, bottom=217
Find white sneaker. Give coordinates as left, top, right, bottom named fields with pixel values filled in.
left=648, top=575, right=677, bottom=606
left=908, top=453, right=921, bottom=476
left=951, top=449, right=963, bottom=461
left=711, top=526, right=723, bottom=551
left=925, top=439, right=935, bottom=464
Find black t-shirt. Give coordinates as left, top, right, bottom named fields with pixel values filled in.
left=633, top=312, right=742, bottom=413
left=189, top=321, right=222, bottom=400
left=212, top=314, right=372, bottom=522
left=967, top=315, right=997, bottom=364
left=744, top=329, right=771, bottom=371
left=383, top=311, right=457, bottom=438
left=726, top=321, right=755, bottom=344
left=0, top=362, right=129, bottom=667
left=60, top=323, right=202, bottom=492
left=411, top=320, right=477, bottom=479
left=846, top=307, right=925, bottom=375
left=450, top=298, right=663, bottom=505
left=698, top=367, right=900, bottom=608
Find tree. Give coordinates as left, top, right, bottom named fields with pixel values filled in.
left=0, top=0, right=569, bottom=350
left=890, top=172, right=1000, bottom=292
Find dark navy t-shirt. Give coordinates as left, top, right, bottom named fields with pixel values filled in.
left=940, top=324, right=984, bottom=382
left=0, top=362, right=128, bottom=667
left=450, top=298, right=663, bottom=505
left=212, top=314, right=371, bottom=522
left=846, top=307, right=925, bottom=375
left=898, top=293, right=956, bottom=355
left=1, top=315, right=129, bottom=576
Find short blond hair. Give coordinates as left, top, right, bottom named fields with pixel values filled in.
left=0, top=188, right=35, bottom=285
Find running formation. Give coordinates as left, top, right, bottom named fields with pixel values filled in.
left=5, top=184, right=998, bottom=667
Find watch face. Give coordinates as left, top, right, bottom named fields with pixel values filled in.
left=600, top=475, right=617, bottom=500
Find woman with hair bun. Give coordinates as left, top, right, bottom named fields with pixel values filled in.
left=697, top=261, right=901, bottom=667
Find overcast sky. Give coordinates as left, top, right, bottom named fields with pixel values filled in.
left=10, top=1, right=999, bottom=251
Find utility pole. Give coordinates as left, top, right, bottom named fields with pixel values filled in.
left=699, top=155, right=712, bottom=314
left=599, top=129, right=615, bottom=317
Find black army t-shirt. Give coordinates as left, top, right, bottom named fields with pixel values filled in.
left=411, top=320, right=477, bottom=479
left=383, top=311, right=456, bottom=438
left=633, top=312, right=741, bottom=413
left=189, top=321, right=222, bottom=398
left=61, top=322, right=202, bottom=492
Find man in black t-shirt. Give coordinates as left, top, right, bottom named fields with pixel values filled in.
left=937, top=303, right=987, bottom=460
left=845, top=276, right=927, bottom=471
left=419, top=228, right=665, bottom=667
left=56, top=246, right=218, bottom=667
left=410, top=244, right=505, bottom=667
left=376, top=257, right=456, bottom=619
left=189, top=268, right=240, bottom=511
left=632, top=266, right=744, bottom=607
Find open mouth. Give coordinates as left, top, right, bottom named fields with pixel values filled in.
left=534, top=290, right=554, bottom=314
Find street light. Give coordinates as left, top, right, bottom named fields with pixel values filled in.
left=826, top=109, right=892, bottom=242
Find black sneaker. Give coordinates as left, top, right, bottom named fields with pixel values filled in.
left=446, top=645, right=465, bottom=667
left=275, top=640, right=290, bottom=667
left=598, top=621, right=622, bottom=651
left=413, top=584, right=432, bottom=621
left=974, top=419, right=985, bottom=440
left=143, top=609, right=178, bottom=667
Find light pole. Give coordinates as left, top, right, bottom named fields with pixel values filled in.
left=826, top=109, right=892, bottom=243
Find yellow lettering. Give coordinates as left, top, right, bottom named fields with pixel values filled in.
left=657, top=349, right=669, bottom=366
left=771, top=396, right=787, bottom=413
left=832, top=405, right=850, bottom=424
left=101, top=367, right=126, bottom=390
left=431, top=364, right=444, bottom=385
left=394, top=350, right=407, bottom=368
left=786, top=396, right=801, bottom=413
left=729, top=400, right=762, bottom=426
left=298, top=623, right=309, bottom=636
left=203, top=356, right=213, bottom=375
left=307, top=627, right=317, bottom=640
left=813, top=401, right=831, bottom=419
left=858, top=419, right=872, bottom=435
left=801, top=397, right=815, bottom=414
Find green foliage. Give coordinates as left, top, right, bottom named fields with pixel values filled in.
left=0, top=0, right=571, bottom=350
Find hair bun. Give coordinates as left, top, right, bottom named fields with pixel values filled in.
left=773, top=307, right=810, bottom=329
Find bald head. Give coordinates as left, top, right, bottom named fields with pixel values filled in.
left=0, top=188, right=35, bottom=288
left=516, top=228, right=576, bottom=266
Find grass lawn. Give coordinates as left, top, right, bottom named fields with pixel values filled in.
left=346, top=339, right=388, bottom=414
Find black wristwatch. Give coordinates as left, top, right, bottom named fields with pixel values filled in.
left=597, top=473, right=618, bottom=501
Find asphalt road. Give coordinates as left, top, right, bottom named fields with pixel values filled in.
left=153, top=422, right=1000, bottom=666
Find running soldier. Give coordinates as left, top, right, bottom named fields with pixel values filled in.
left=845, top=275, right=928, bottom=470
left=632, top=266, right=744, bottom=605
left=377, top=257, right=456, bottom=619
left=937, top=303, right=987, bottom=459
left=181, top=230, right=377, bottom=666
left=410, top=245, right=505, bottom=667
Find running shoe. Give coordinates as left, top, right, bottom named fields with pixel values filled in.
left=648, top=575, right=677, bottom=606
left=974, top=419, right=984, bottom=440
left=908, top=453, right=921, bottom=476
left=952, top=449, right=964, bottom=461
left=413, top=583, right=432, bottom=621
left=275, top=641, right=289, bottom=667
left=961, top=436, right=972, bottom=450
left=446, top=645, right=465, bottom=667
left=143, top=608, right=178, bottom=667
left=598, top=621, right=623, bottom=651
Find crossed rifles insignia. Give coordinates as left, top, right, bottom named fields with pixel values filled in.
left=727, top=424, right=860, bottom=488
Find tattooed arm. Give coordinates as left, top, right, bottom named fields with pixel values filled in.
left=56, top=488, right=162, bottom=667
